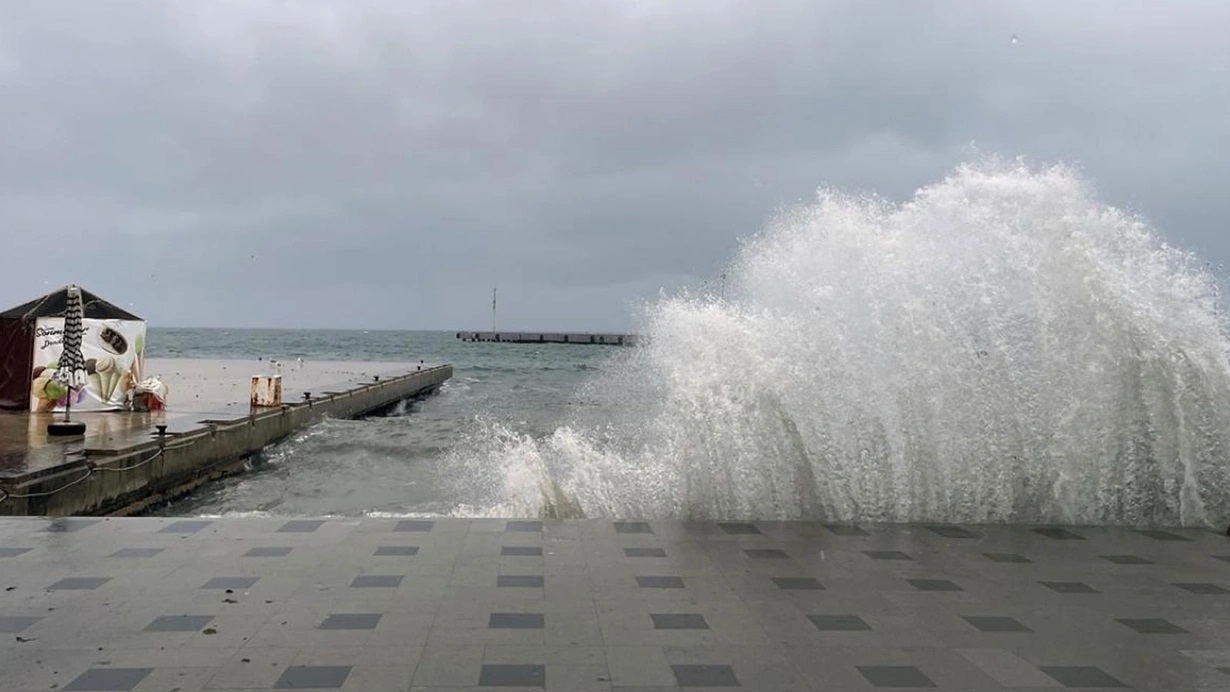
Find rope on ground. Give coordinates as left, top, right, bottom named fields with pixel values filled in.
left=0, top=466, right=93, bottom=500
left=90, top=448, right=164, bottom=473
left=0, top=436, right=198, bottom=504
left=87, top=435, right=197, bottom=473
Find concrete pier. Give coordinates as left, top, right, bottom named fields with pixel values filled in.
left=0, top=360, right=451, bottom=517
left=457, top=331, right=640, bottom=346
left=1, top=516, right=1228, bottom=690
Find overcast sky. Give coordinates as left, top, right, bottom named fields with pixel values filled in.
left=1, top=1, right=1227, bottom=331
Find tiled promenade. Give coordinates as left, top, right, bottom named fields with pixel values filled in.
left=2, top=517, right=1229, bottom=691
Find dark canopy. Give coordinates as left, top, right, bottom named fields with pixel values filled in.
left=0, top=286, right=142, bottom=321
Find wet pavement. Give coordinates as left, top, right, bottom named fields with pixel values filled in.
left=0, top=359, right=431, bottom=479
left=2, top=517, right=1229, bottom=690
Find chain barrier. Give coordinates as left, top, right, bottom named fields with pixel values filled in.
left=0, top=437, right=194, bottom=506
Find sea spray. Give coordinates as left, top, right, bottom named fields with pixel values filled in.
left=445, top=159, right=1230, bottom=526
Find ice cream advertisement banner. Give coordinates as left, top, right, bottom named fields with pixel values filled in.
left=29, top=318, right=146, bottom=412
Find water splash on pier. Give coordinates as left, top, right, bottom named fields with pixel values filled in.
left=450, top=159, right=1230, bottom=526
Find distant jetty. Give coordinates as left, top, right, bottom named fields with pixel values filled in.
left=456, top=331, right=640, bottom=346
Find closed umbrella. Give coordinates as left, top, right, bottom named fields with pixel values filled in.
left=48, top=285, right=88, bottom=435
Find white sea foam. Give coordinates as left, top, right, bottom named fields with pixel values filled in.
left=448, top=159, right=1230, bottom=526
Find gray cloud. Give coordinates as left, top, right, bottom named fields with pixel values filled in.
left=1, top=0, right=1227, bottom=330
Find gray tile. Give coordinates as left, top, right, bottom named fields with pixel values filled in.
left=1034, top=527, right=1085, bottom=540
left=489, top=613, right=545, bottom=629
left=865, top=550, right=912, bottom=561
left=273, top=665, right=352, bottom=689
left=0, top=616, right=41, bottom=633
left=144, top=614, right=215, bottom=632
left=49, top=576, right=110, bottom=590
left=1040, top=581, right=1097, bottom=593
left=825, top=524, right=869, bottom=536
left=110, top=547, right=162, bottom=558
left=957, top=647, right=1057, bottom=687
left=744, top=548, right=789, bottom=559
left=202, top=576, right=259, bottom=589
left=0, top=547, right=32, bottom=557
left=1116, top=617, right=1188, bottom=634
left=608, top=646, right=674, bottom=685
left=1099, top=554, right=1152, bottom=564
left=506, top=520, right=543, bottom=532
left=245, top=546, right=293, bottom=557
left=615, top=521, right=653, bottom=534
left=502, top=546, right=543, bottom=556
left=479, top=664, right=546, bottom=686
left=928, top=526, right=977, bottom=538
left=719, top=522, right=760, bottom=535
left=12, top=515, right=1230, bottom=692
left=1039, top=665, right=1126, bottom=687
left=651, top=613, right=709, bottom=630
left=809, top=614, right=871, bottom=631
left=278, top=519, right=325, bottom=533
left=1136, top=529, right=1189, bottom=541
left=962, top=616, right=1031, bottom=632
left=41, top=518, right=99, bottom=533
left=332, top=666, right=416, bottom=689
left=673, top=664, right=739, bottom=687
left=637, top=576, right=685, bottom=589
left=375, top=545, right=419, bottom=556
left=351, top=575, right=403, bottom=588
left=412, top=645, right=484, bottom=685
left=1175, top=582, right=1230, bottom=594
left=64, top=667, right=152, bottom=691
left=320, top=613, right=382, bottom=630
left=908, top=578, right=962, bottom=591
left=394, top=520, right=434, bottom=532
left=857, top=665, right=935, bottom=688
left=772, top=577, right=824, bottom=590
left=984, top=553, right=1031, bottom=563
left=159, top=520, right=212, bottom=534
left=498, top=575, right=544, bottom=587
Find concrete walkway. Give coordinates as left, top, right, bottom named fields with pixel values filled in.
left=1, top=361, right=450, bottom=517
left=1, top=359, right=438, bottom=478
left=1, top=517, right=1228, bottom=691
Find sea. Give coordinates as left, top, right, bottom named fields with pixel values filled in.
left=151, top=329, right=616, bottom=518
left=154, top=161, right=1230, bottom=527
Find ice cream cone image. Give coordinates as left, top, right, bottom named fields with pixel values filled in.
left=32, top=374, right=56, bottom=412
left=95, top=355, right=117, bottom=401
left=85, top=358, right=102, bottom=399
